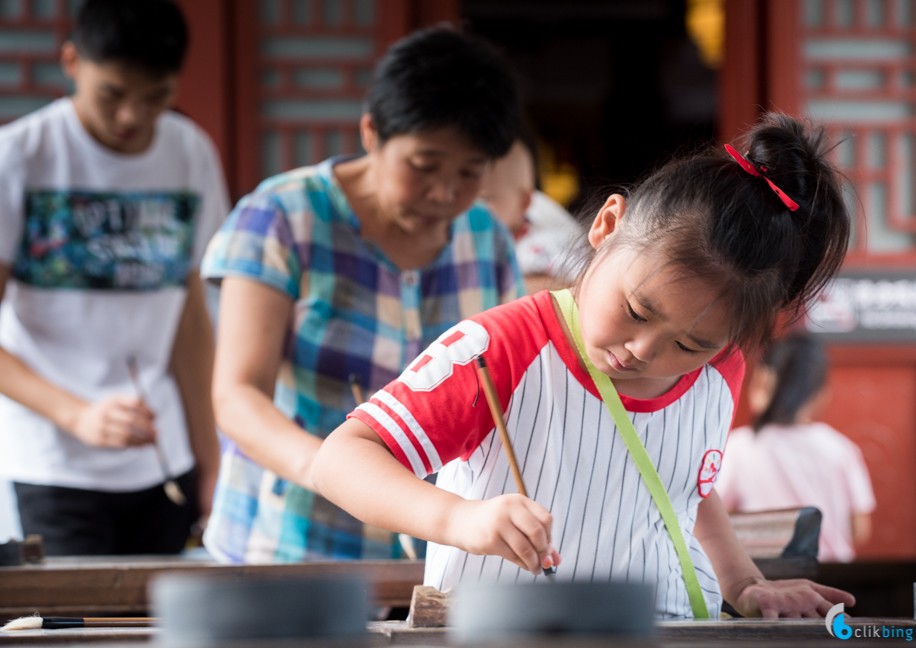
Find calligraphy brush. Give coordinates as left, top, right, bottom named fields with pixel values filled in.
left=348, top=373, right=366, bottom=406
left=475, top=355, right=556, bottom=577
left=126, top=356, right=187, bottom=506
left=2, top=615, right=157, bottom=630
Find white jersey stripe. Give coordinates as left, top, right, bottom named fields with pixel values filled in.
left=358, top=402, right=427, bottom=476
left=530, top=367, right=558, bottom=504
left=373, top=390, right=443, bottom=472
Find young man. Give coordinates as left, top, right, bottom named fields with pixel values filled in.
left=0, top=0, right=228, bottom=555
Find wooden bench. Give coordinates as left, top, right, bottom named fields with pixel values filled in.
left=729, top=506, right=822, bottom=580
left=0, top=556, right=424, bottom=619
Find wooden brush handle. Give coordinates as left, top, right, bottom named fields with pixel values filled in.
left=475, top=356, right=528, bottom=497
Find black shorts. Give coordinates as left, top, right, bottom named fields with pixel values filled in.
left=13, top=469, right=199, bottom=556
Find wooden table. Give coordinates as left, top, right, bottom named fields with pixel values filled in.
left=815, top=560, right=916, bottom=617
left=0, top=556, right=425, bottom=618
left=4, top=556, right=915, bottom=645
left=2, top=618, right=916, bottom=646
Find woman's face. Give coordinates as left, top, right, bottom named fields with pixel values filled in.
left=364, top=119, right=490, bottom=236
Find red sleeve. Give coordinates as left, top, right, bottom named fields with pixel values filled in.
left=711, top=345, right=746, bottom=418
left=349, top=296, right=547, bottom=477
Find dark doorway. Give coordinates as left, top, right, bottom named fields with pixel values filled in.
left=461, top=0, right=718, bottom=215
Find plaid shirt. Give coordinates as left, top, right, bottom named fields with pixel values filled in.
left=200, top=157, right=524, bottom=563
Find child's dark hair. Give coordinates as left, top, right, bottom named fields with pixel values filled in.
left=603, top=112, right=851, bottom=351
left=72, top=0, right=188, bottom=77
left=366, top=24, right=521, bottom=159
left=753, top=332, right=828, bottom=430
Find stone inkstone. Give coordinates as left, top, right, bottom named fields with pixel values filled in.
left=448, top=580, right=656, bottom=644
left=151, top=573, right=371, bottom=647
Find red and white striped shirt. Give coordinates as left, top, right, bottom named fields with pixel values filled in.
left=351, top=290, right=744, bottom=618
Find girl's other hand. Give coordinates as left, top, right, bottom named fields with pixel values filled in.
left=71, top=395, right=158, bottom=448
left=732, top=577, right=856, bottom=619
left=447, top=494, right=561, bottom=575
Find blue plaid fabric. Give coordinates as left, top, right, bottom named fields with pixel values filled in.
left=201, top=157, right=524, bottom=563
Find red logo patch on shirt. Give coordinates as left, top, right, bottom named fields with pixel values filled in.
left=697, top=449, right=723, bottom=498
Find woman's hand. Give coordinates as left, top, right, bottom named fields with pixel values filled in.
left=71, top=395, right=157, bottom=448
left=447, top=494, right=561, bottom=575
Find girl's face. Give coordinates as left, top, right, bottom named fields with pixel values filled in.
left=573, top=195, right=732, bottom=398
left=361, top=116, right=490, bottom=236
left=747, top=364, right=777, bottom=416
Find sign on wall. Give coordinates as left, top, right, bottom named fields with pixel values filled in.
left=806, top=270, right=916, bottom=342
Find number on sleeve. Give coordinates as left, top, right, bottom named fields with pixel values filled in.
left=400, top=321, right=490, bottom=392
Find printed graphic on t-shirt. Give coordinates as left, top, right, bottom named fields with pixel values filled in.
left=14, top=189, right=199, bottom=290
left=697, top=448, right=723, bottom=498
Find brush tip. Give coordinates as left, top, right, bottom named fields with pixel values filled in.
left=164, top=480, right=187, bottom=506
left=2, top=615, right=42, bottom=631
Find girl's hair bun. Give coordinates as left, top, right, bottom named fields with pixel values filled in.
left=741, top=113, right=849, bottom=309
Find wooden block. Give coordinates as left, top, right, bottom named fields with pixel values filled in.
left=407, top=585, right=449, bottom=628
left=0, top=535, right=44, bottom=567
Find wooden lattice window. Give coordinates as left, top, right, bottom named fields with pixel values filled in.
left=243, top=0, right=377, bottom=188
left=0, top=0, right=74, bottom=123
left=799, top=0, right=916, bottom=264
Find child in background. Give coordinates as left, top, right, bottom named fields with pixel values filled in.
left=716, top=332, right=875, bottom=562
left=0, top=0, right=227, bottom=555
left=313, top=112, right=856, bottom=618
left=480, top=137, right=582, bottom=293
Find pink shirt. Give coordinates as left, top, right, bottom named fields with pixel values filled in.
left=716, top=422, right=875, bottom=562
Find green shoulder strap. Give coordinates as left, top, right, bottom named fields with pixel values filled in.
left=552, top=288, right=709, bottom=619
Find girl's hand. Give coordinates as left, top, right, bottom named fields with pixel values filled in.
left=71, top=395, right=157, bottom=448
left=447, top=494, right=561, bottom=575
left=732, top=577, right=856, bottom=618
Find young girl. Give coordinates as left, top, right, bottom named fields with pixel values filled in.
left=716, top=332, right=875, bottom=563
left=312, top=113, right=856, bottom=618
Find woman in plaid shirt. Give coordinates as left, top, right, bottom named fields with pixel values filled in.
left=200, top=25, right=525, bottom=563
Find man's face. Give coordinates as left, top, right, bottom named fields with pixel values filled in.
left=62, top=42, right=178, bottom=154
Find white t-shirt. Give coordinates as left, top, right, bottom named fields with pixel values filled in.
left=716, top=422, right=876, bottom=562
left=351, top=290, right=745, bottom=619
left=0, top=98, right=228, bottom=491
left=514, top=190, right=582, bottom=281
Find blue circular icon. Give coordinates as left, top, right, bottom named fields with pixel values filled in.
left=832, top=612, right=853, bottom=640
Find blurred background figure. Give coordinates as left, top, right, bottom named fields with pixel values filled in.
left=480, top=136, right=582, bottom=293
left=0, top=0, right=225, bottom=556
left=200, top=24, right=524, bottom=564
left=716, top=332, right=875, bottom=562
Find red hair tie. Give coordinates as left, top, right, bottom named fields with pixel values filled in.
left=725, top=143, right=800, bottom=212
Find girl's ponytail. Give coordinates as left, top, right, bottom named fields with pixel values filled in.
left=738, top=113, right=850, bottom=311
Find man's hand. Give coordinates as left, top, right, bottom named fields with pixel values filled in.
left=71, top=395, right=157, bottom=447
